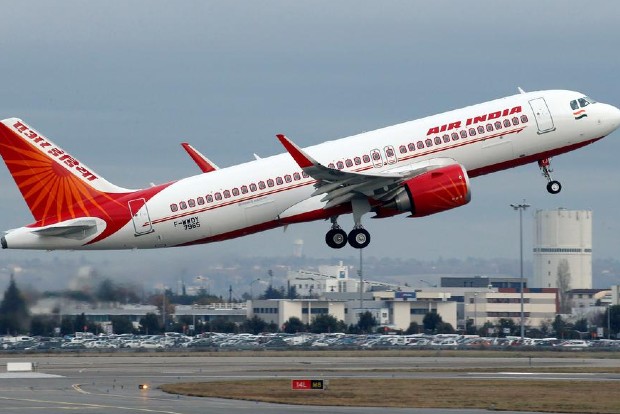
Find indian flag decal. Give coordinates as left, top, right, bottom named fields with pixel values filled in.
left=573, top=109, right=587, bottom=120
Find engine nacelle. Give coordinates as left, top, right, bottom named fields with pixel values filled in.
left=384, top=164, right=471, bottom=217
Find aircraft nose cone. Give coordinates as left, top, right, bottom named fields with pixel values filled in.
left=612, top=104, right=620, bottom=125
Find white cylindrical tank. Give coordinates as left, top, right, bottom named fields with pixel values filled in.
left=533, top=209, right=592, bottom=289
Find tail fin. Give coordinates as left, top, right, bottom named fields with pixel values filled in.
left=0, top=118, right=131, bottom=224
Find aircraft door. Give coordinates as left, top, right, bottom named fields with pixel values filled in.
left=128, top=198, right=154, bottom=236
left=384, top=145, right=398, bottom=165
left=529, top=97, right=556, bottom=134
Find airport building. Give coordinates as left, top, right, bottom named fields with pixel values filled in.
left=441, top=276, right=525, bottom=289
left=533, top=209, right=592, bottom=289
left=463, top=288, right=558, bottom=330
left=287, top=261, right=360, bottom=297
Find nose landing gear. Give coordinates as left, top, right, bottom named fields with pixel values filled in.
left=538, top=158, right=562, bottom=194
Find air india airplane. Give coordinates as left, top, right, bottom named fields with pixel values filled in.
left=1, top=89, right=619, bottom=251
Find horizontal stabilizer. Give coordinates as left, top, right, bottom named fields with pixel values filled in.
left=32, top=219, right=98, bottom=238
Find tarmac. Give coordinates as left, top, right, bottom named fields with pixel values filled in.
left=0, top=353, right=618, bottom=414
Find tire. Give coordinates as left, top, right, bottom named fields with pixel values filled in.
left=547, top=180, right=562, bottom=194
left=348, top=228, right=371, bottom=249
left=325, top=228, right=347, bottom=249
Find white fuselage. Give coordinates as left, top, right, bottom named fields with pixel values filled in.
left=4, top=89, right=620, bottom=250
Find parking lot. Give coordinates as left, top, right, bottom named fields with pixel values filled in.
left=2, top=332, right=620, bottom=353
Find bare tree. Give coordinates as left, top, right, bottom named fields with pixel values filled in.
left=556, top=259, right=572, bottom=313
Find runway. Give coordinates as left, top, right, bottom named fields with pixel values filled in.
left=0, top=353, right=618, bottom=414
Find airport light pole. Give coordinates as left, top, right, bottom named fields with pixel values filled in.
left=608, top=303, right=612, bottom=340
left=473, top=292, right=478, bottom=332
left=358, top=248, right=364, bottom=319
left=510, top=200, right=530, bottom=341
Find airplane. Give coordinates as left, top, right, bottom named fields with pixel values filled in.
left=0, top=89, right=619, bottom=251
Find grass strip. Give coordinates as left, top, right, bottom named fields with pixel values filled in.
left=161, top=378, right=620, bottom=413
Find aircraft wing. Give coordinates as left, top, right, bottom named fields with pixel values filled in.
left=276, top=134, right=458, bottom=208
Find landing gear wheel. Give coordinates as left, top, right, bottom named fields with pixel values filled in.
left=326, top=228, right=347, bottom=249
left=546, top=180, right=562, bottom=194
left=348, top=228, right=371, bottom=249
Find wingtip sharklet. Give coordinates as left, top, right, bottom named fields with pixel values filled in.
left=181, top=142, right=219, bottom=173
left=276, top=134, right=315, bottom=169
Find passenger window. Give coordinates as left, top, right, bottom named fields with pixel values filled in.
left=328, top=163, right=335, bottom=168
left=434, top=137, right=441, bottom=145
left=503, top=119, right=511, bottom=127
left=250, top=183, right=257, bottom=192
left=223, top=190, right=231, bottom=198
left=417, top=141, right=424, bottom=149
left=486, top=124, right=493, bottom=132
left=188, top=199, right=196, bottom=207
left=206, top=195, right=213, bottom=203
left=241, top=185, right=248, bottom=194
left=442, top=134, right=450, bottom=143
left=284, top=175, right=292, bottom=183
left=477, top=126, right=484, bottom=134
left=354, top=157, right=361, bottom=165
left=337, top=161, right=344, bottom=169
left=494, top=121, right=502, bottom=130
left=451, top=132, right=459, bottom=141
left=232, top=188, right=240, bottom=196
left=425, top=138, right=433, bottom=147
left=276, top=177, right=283, bottom=185
left=362, top=155, right=370, bottom=163
left=520, top=115, right=528, bottom=123
left=180, top=201, right=188, bottom=209
left=468, top=128, right=476, bottom=136
left=293, top=172, right=301, bottom=180
left=399, top=145, right=407, bottom=154
left=408, top=143, right=416, bottom=151
left=170, top=204, right=178, bottom=212
left=214, top=193, right=222, bottom=201
left=345, top=159, right=353, bottom=167
left=197, top=197, right=205, bottom=205
left=512, top=117, right=520, bottom=125
left=258, top=181, right=266, bottom=190
left=302, top=172, right=309, bottom=178
left=460, top=130, right=467, bottom=139
left=267, top=179, right=274, bottom=187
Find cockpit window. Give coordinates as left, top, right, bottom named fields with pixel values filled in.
left=571, top=97, right=597, bottom=110
left=578, top=96, right=597, bottom=108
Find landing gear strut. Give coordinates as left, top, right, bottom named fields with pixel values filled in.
left=538, top=158, right=562, bottom=194
left=325, top=199, right=372, bottom=249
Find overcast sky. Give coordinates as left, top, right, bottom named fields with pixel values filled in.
left=1, top=1, right=620, bottom=290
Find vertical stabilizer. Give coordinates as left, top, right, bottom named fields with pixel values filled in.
left=0, top=118, right=131, bottom=224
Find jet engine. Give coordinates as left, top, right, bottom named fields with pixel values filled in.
left=377, top=164, right=471, bottom=217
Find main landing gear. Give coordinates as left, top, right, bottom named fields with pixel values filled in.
left=326, top=199, right=372, bottom=249
left=538, top=158, right=562, bottom=194
left=325, top=218, right=371, bottom=249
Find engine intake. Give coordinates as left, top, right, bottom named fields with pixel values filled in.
left=384, top=164, right=471, bottom=217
